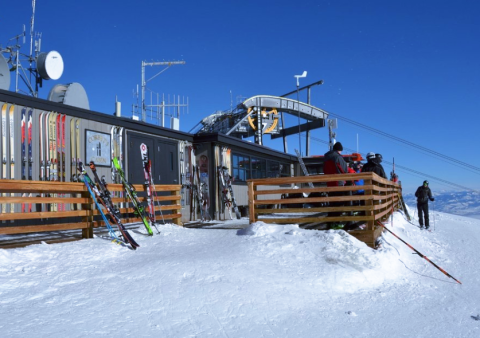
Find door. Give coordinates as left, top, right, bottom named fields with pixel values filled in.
left=127, top=132, right=179, bottom=185
left=154, top=139, right=178, bottom=185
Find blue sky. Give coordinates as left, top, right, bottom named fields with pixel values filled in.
left=1, top=0, right=479, bottom=192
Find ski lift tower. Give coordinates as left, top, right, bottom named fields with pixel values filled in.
left=141, top=60, right=185, bottom=123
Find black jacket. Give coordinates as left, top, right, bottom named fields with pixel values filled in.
left=415, top=186, right=433, bottom=204
left=361, top=159, right=387, bottom=179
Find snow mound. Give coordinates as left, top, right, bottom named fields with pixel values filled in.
left=237, top=222, right=407, bottom=293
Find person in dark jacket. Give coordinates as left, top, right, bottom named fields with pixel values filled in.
left=323, top=142, right=348, bottom=185
left=361, top=152, right=387, bottom=179
left=374, top=153, right=387, bottom=179
left=415, top=180, right=435, bottom=229
left=323, top=142, right=350, bottom=225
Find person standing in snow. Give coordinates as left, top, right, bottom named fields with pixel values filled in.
left=415, top=180, right=435, bottom=229
left=361, top=152, right=387, bottom=179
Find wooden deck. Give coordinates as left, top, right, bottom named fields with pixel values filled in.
left=248, top=172, right=404, bottom=248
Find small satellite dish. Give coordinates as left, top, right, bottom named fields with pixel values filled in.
left=48, top=82, right=90, bottom=110
left=37, top=51, right=64, bottom=80
left=0, top=54, right=11, bottom=90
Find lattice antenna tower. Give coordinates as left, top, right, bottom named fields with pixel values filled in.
left=136, top=60, right=187, bottom=127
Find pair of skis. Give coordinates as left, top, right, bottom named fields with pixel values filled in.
left=113, top=157, right=160, bottom=236
left=1, top=104, right=15, bottom=214
left=218, top=166, right=241, bottom=220
left=140, top=143, right=165, bottom=227
left=21, top=108, right=34, bottom=212
left=78, top=161, right=139, bottom=250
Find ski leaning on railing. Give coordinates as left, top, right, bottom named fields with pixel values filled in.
left=140, top=143, right=165, bottom=226
left=217, top=166, right=241, bottom=220
left=78, top=162, right=139, bottom=249
left=113, top=157, right=158, bottom=235
left=78, top=163, right=131, bottom=248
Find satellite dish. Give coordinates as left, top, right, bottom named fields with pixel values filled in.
left=48, top=82, right=90, bottom=110
left=37, top=51, right=64, bottom=80
left=0, top=54, right=11, bottom=90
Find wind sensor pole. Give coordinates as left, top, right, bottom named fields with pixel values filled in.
left=294, top=71, right=307, bottom=156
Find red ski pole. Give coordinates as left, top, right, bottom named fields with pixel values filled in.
left=377, top=221, right=462, bottom=284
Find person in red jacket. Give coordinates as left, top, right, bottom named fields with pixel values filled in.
left=323, top=142, right=348, bottom=186
left=323, top=142, right=351, bottom=227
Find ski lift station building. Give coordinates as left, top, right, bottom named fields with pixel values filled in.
left=0, top=89, right=308, bottom=225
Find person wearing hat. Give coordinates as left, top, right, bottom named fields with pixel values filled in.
left=323, top=142, right=348, bottom=182
left=323, top=142, right=350, bottom=228
left=361, top=152, right=387, bottom=179
left=415, top=180, right=435, bottom=229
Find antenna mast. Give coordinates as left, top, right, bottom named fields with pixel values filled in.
left=140, top=60, right=186, bottom=122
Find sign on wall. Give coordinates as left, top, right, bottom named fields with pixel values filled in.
left=85, top=130, right=111, bottom=167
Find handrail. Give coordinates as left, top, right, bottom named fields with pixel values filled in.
left=0, top=180, right=182, bottom=237
left=247, top=171, right=402, bottom=248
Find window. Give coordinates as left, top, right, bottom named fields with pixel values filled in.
left=232, top=154, right=249, bottom=182
left=251, top=157, right=266, bottom=179
left=232, top=153, right=291, bottom=182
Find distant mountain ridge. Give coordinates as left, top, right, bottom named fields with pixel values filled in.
left=403, top=190, right=480, bottom=220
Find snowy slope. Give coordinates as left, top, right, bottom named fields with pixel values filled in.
left=404, top=190, right=480, bottom=220
left=1, top=206, right=480, bottom=337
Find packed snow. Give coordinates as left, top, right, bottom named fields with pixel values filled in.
left=1, top=204, right=480, bottom=337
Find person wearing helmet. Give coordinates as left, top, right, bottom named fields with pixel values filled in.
left=374, top=153, right=387, bottom=179
left=415, top=180, right=435, bottom=229
left=361, top=152, right=387, bottom=179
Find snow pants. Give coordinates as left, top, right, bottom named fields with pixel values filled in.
left=417, top=203, right=430, bottom=227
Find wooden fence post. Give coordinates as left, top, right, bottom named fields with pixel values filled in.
left=172, top=187, right=182, bottom=225
left=364, top=178, right=374, bottom=231
left=81, top=190, right=94, bottom=239
left=248, top=181, right=256, bottom=224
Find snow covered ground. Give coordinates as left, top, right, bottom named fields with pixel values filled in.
left=1, top=205, right=480, bottom=337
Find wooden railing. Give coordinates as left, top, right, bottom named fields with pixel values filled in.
left=247, top=172, right=402, bottom=247
left=0, top=179, right=182, bottom=238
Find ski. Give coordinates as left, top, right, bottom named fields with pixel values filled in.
left=70, top=118, right=76, bottom=181
left=48, top=112, right=57, bottom=211
left=78, top=162, right=137, bottom=249
left=112, top=157, right=154, bottom=235
left=218, top=166, right=241, bottom=219
left=27, top=109, right=33, bottom=212
left=9, top=104, right=15, bottom=213
left=60, top=114, right=66, bottom=211
left=21, top=108, right=26, bottom=181
left=75, top=118, right=81, bottom=210
left=1, top=103, right=6, bottom=215
left=45, top=112, right=51, bottom=183
left=61, top=114, right=66, bottom=183
left=195, top=165, right=212, bottom=221
left=56, top=113, right=63, bottom=211
left=21, top=108, right=27, bottom=212
left=140, top=143, right=164, bottom=230
left=39, top=112, right=45, bottom=181
left=39, top=112, right=45, bottom=213
left=179, top=141, right=186, bottom=206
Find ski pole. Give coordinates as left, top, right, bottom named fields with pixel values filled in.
left=377, top=221, right=461, bottom=284
left=432, top=201, right=436, bottom=232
